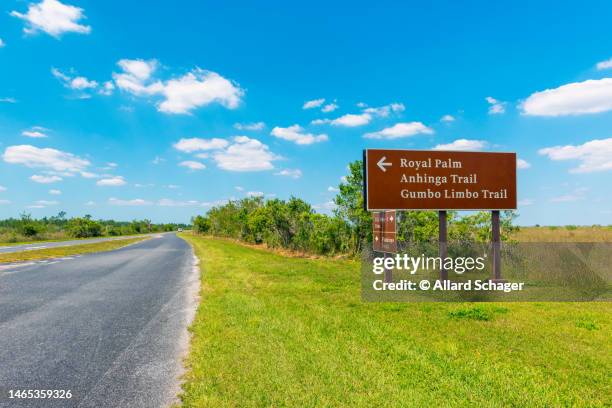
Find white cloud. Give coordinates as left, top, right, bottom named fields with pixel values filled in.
left=433, top=139, right=487, bottom=151
left=157, top=198, right=204, bottom=207
left=159, top=70, right=243, bottom=114
left=85, top=200, right=95, bottom=206
left=441, top=114, right=455, bottom=122
left=179, top=160, right=206, bottom=170
left=521, top=78, right=612, bottom=116
left=246, top=191, right=264, bottom=197
left=173, top=137, right=228, bottom=152
left=0, top=185, right=6, bottom=192
left=271, top=125, right=328, bottom=145
left=0, top=200, right=11, bottom=205
left=22, top=130, right=47, bottom=138
left=550, top=188, right=589, bottom=203
left=234, top=122, right=265, bottom=131
left=364, top=122, right=433, bottom=139
left=31, top=200, right=59, bottom=208
left=108, top=197, right=152, bottom=206
left=327, top=186, right=339, bottom=192
left=518, top=199, right=534, bottom=206
left=113, top=60, right=243, bottom=114
left=274, top=168, right=302, bottom=179
left=517, top=158, right=531, bottom=169
left=313, top=200, right=337, bottom=212
left=11, top=0, right=91, bottom=38
left=538, top=138, right=612, bottom=173
left=52, top=67, right=99, bottom=93
left=363, top=103, right=405, bottom=117
left=31, top=174, right=62, bottom=183
left=4, top=145, right=90, bottom=175
left=49, top=189, right=61, bottom=195
left=596, top=58, right=612, bottom=70
left=100, top=81, right=114, bottom=95
left=486, top=96, right=506, bottom=114
left=331, top=113, right=372, bottom=127
left=213, top=136, right=279, bottom=171
left=321, top=103, right=338, bottom=113
left=152, top=156, right=165, bottom=165
left=97, top=176, right=127, bottom=186
left=0, top=97, right=17, bottom=103
left=303, top=98, right=325, bottom=109
left=0, top=39, right=5, bottom=48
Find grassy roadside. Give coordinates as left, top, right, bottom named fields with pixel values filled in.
left=512, top=225, right=612, bottom=242
left=179, top=234, right=610, bottom=407
left=0, top=233, right=154, bottom=247
left=0, top=236, right=149, bottom=263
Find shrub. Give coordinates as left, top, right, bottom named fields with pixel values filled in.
left=67, top=217, right=103, bottom=238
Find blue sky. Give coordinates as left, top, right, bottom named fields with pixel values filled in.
left=1, top=0, right=612, bottom=224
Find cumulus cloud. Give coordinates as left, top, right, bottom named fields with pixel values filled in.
left=517, top=158, right=531, bottom=169
left=113, top=60, right=244, bottom=114
left=331, top=113, right=372, bottom=127
left=274, top=168, right=302, bottom=179
left=246, top=191, right=264, bottom=197
left=321, top=103, right=338, bottom=113
left=327, top=186, right=339, bottom=192
left=0, top=39, right=5, bottom=48
left=441, top=114, right=455, bottom=122
left=96, top=176, right=127, bottom=186
left=173, top=137, right=229, bottom=152
left=179, top=160, right=206, bottom=170
left=433, top=139, right=487, bottom=151
left=11, top=0, right=91, bottom=38
left=108, top=197, right=152, bottom=206
left=22, top=126, right=49, bottom=138
left=521, top=78, right=612, bottom=116
left=213, top=136, right=279, bottom=171
left=31, top=174, right=62, bottom=183
left=363, top=103, right=405, bottom=117
left=538, top=138, right=612, bottom=173
left=303, top=98, right=325, bottom=109
left=486, top=96, right=506, bottom=114
left=271, top=125, right=328, bottom=145
left=364, top=122, right=433, bottom=139
left=234, top=122, right=265, bottom=131
left=596, top=58, right=612, bottom=70
left=3, top=145, right=90, bottom=174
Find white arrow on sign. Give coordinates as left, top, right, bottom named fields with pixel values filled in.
left=377, top=156, right=392, bottom=172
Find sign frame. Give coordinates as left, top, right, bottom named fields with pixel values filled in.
left=363, top=148, right=517, bottom=212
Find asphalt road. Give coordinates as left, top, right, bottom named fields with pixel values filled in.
left=0, top=233, right=198, bottom=407
left=0, top=234, right=156, bottom=254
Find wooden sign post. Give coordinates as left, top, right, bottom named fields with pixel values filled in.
left=363, top=149, right=516, bottom=281
left=372, top=210, right=397, bottom=283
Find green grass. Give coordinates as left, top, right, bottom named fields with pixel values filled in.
left=0, top=237, right=148, bottom=263
left=179, top=235, right=611, bottom=407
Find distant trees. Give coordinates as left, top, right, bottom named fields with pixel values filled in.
left=0, top=211, right=189, bottom=243
left=192, top=159, right=517, bottom=257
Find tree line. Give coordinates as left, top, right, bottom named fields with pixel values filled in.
left=192, top=160, right=517, bottom=256
left=0, top=211, right=187, bottom=243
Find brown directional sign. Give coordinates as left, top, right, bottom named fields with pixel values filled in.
left=364, top=149, right=517, bottom=211
left=372, top=210, right=397, bottom=253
